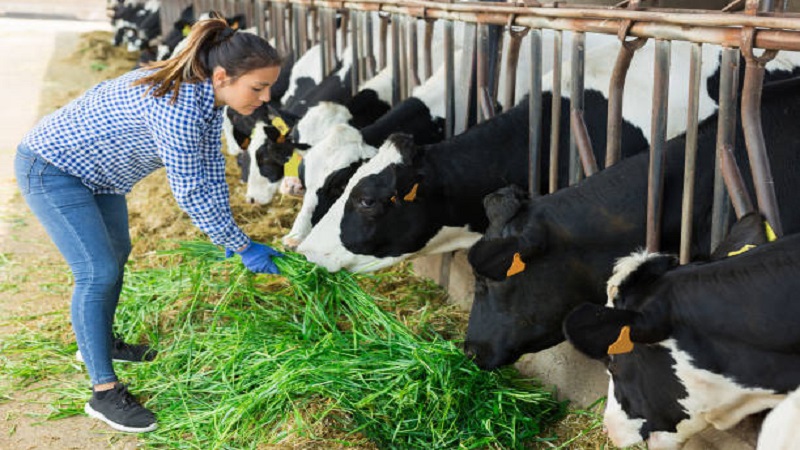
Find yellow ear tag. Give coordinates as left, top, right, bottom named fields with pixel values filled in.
left=403, top=183, right=419, bottom=202
left=728, top=244, right=756, bottom=257
left=506, top=252, right=526, bottom=278
left=765, top=221, right=777, bottom=242
left=182, top=24, right=191, bottom=37
left=608, top=325, right=634, bottom=355
left=271, top=117, right=290, bottom=136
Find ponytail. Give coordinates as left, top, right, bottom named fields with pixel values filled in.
left=132, top=12, right=282, bottom=104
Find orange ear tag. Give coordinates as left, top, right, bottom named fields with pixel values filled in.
left=506, top=252, right=526, bottom=278
left=390, top=196, right=397, bottom=203
left=608, top=325, right=634, bottom=355
left=403, top=183, right=419, bottom=202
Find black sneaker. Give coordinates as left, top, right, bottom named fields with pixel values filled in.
left=84, top=384, right=157, bottom=433
left=76, top=336, right=157, bottom=363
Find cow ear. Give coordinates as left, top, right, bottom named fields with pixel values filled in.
left=563, top=303, right=639, bottom=360
left=710, top=212, right=769, bottom=260
left=386, top=133, right=418, bottom=165
left=617, top=254, right=678, bottom=296
left=483, top=185, right=527, bottom=230
left=468, top=236, right=527, bottom=281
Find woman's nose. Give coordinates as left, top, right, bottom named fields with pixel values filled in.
left=260, top=90, right=271, bottom=103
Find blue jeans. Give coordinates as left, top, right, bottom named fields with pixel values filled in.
left=15, top=144, right=130, bottom=386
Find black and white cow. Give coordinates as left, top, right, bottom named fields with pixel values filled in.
left=462, top=66, right=800, bottom=371
left=563, top=213, right=800, bottom=449
left=282, top=64, right=452, bottom=248
left=296, top=38, right=732, bottom=273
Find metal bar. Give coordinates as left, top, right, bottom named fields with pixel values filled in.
left=341, top=9, right=350, bottom=48
left=679, top=43, right=702, bottom=265
left=568, top=31, right=585, bottom=186
left=548, top=30, right=563, bottom=194
left=711, top=48, right=739, bottom=251
left=645, top=39, right=670, bottom=253
left=720, top=144, right=756, bottom=219
left=364, top=11, right=376, bottom=78
left=255, top=0, right=266, bottom=37
left=342, top=6, right=800, bottom=52
left=741, top=56, right=784, bottom=236
left=571, top=109, right=598, bottom=177
left=444, top=20, right=455, bottom=139
left=391, top=13, right=402, bottom=105
left=319, top=7, right=330, bottom=75
left=477, top=23, right=490, bottom=122
left=351, top=9, right=360, bottom=93
left=503, top=28, right=525, bottom=112
left=528, top=28, right=543, bottom=196
left=378, top=13, right=389, bottom=70
left=298, top=5, right=309, bottom=54
left=455, top=23, right=477, bottom=135
left=480, top=88, right=496, bottom=121
left=423, top=19, right=434, bottom=80
left=398, top=14, right=409, bottom=98
left=606, top=37, right=647, bottom=167
left=408, top=16, right=421, bottom=91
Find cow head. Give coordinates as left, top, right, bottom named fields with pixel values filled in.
left=283, top=124, right=376, bottom=248
left=464, top=184, right=621, bottom=369
left=243, top=122, right=309, bottom=205
left=294, top=102, right=353, bottom=147
left=564, top=213, right=775, bottom=448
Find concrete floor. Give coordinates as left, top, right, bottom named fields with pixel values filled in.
left=0, top=2, right=109, bottom=232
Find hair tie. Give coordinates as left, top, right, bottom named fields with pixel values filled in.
left=215, top=27, right=235, bottom=46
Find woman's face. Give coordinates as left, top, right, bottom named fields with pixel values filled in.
left=213, top=65, right=281, bottom=115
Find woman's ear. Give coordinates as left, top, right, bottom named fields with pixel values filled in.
left=212, top=66, right=229, bottom=88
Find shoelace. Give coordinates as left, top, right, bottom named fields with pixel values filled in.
left=113, top=385, right=141, bottom=411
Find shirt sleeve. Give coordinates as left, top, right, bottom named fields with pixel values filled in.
left=146, top=98, right=250, bottom=250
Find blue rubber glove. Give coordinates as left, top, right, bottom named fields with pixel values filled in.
left=231, top=242, right=284, bottom=274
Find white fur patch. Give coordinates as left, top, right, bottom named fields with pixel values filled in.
left=358, top=65, right=394, bottom=105
left=281, top=44, right=324, bottom=105
left=284, top=124, right=377, bottom=247
left=757, top=386, right=800, bottom=450
left=296, top=102, right=353, bottom=146
left=298, top=139, right=406, bottom=272
left=606, top=249, right=659, bottom=307
left=221, top=107, right=243, bottom=156
left=604, top=377, right=649, bottom=447
left=244, top=123, right=280, bottom=205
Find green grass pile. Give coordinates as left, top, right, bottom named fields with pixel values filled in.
left=4, top=241, right=566, bottom=448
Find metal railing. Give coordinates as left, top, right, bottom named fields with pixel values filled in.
left=159, top=0, right=798, bottom=281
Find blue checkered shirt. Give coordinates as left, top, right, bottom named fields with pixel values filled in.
left=22, top=68, right=250, bottom=251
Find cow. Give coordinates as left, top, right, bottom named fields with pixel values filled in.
left=562, top=213, right=800, bottom=449
left=281, top=59, right=454, bottom=248
left=296, top=38, right=734, bottom=273
left=461, top=66, right=800, bottom=371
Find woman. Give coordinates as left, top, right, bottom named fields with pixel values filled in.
left=14, top=14, right=283, bottom=433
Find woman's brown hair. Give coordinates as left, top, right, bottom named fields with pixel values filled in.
left=132, top=12, right=282, bottom=103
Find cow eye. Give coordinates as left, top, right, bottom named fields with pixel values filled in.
left=359, top=197, right=376, bottom=208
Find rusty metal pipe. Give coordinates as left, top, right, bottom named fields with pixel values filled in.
left=364, top=12, right=376, bottom=78
left=548, top=30, right=562, bottom=194
left=719, top=145, right=756, bottom=219
left=503, top=28, right=526, bottom=112
left=606, top=37, right=647, bottom=167
left=571, top=109, right=598, bottom=177
left=569, top=31, right=585, bottom=186
left=645, top=39, right=670, bottom=253
left=391, top=13, right=402, bottom=105
left=741, top=59, right=784, bottom=236
left=711, top=48, right=739, bottom=250
left=679, top=43, right=702, bottom=264
left=480, top=87, right=496, bottom=121
left=444, top=20, right=455, bottom=139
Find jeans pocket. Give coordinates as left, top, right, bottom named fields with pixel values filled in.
left=14, top=151, right=35, bottom=195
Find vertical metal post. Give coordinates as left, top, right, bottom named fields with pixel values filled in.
left=568, top=32, right=585, bottom=186
left=529, top=29, right=543, bottom=197
left=549, top=31, right=563, bottom=193
left=254, top=0, right=266, bottom=38
left=606, top=37, right=647, bottom=167
left=364, top=12, right=376, bottom=79
left=679, top=43, right=703, bottom=264
left=319, top=8, right=329, bottom=76
left=503, top=28, right=526, bottom=112
left=711, top=48, right=739, bottom=250
left=391, top=13, right=402, bottom=105
left=646, top=39, right=671, bottom=253
left=477, top=23, right=491, bottom=122
left=423, top=19, right=435, bottom=80
left=397, top=14, right=409, bottom=99
left=444, top=20, right=455, bottom=140
left=350, top=10, right=360, bottom=94
left=407, top=16, right=420, bottom=92
left=378, top=13, right=389, bottom=71
left=456, top=24, right=477, bottom=135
